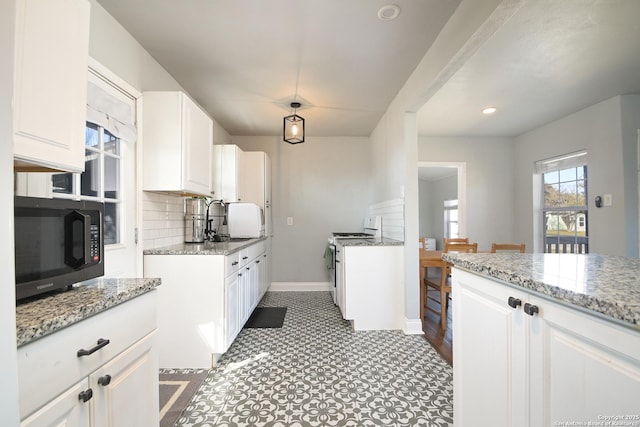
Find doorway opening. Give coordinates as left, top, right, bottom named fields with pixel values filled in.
left=417, top=161, right=466, bottom=250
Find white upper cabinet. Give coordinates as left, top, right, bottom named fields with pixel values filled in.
left=211, top=144, right=244, bottom=202
left=13, top=0, right=90, bottom=173
left=142, top=91, right=213, bottom=196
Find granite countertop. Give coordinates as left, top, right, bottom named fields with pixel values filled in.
left=16, top=277, right=161, bottom=347
left=442, top=252, right=640, bottom=330
left=337, top=237, right=404, bottom=247
left=143, top=236, right=267, bottom=256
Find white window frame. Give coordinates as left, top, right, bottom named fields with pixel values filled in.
left=444, top=199, right=459, bottom=239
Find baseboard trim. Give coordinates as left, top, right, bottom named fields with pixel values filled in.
left=403, top=318, right=424, bottom=335
left=268, top=282, right=332, bottom=292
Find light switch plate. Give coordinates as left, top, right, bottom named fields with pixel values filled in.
left=604, top=194, right=613, bottom=206
left=287, top=217, right=294, bottom=226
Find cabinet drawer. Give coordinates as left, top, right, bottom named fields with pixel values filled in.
left=248, top=240, right=266, bottom=260
left=226, top=252, right=241, bottom=276
left=18, top=291, right=157, bottom=419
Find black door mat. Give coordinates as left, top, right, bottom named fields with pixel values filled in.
left=244, top=307, right=287, bottom=328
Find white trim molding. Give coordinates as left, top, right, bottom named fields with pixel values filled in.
left=268, top=282, right=332, bottom=292
left=403, top=318, right=425, bottom=335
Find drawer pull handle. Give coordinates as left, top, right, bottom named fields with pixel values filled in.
left=78, top=388, right=93, bottom=403
left=524, top=303, right=539, bottom=316
left=507, top=297, right=522, bottom=309
left=256, top=260, right=260, bottom=264
left=77, top=338, right=110, bottom=357
left=232, top=261, right=239, bottom=266
left=242, top=256, right=248, bottom=260
left=98, top=374, right=112, bottom=386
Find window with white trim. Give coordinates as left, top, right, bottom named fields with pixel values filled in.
left=536, top=151, right=588, bottom=254
left=52, top=124, right=122, bottom=245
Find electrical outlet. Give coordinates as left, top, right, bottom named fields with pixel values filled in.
left=604, top=194, right=613, bottom=207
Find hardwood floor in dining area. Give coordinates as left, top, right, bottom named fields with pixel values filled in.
left=422, top=296, right=453, bottom=366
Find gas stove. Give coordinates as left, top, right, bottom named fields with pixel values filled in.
left=328, top=216, right=382, bottom=245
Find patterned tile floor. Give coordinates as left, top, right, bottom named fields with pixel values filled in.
left=174, top=291, right=453, bottom=426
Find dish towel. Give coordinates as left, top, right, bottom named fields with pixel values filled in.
left=323, top=243, right=334, bottom=270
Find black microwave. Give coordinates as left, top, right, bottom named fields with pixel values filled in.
left=14, top=196, right=104, bottom=301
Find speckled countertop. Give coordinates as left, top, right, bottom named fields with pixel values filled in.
left=143, top=236, right=267, bottom=256
left=16, top=277, right=161, bottom=347
left=336, top=237, right=404, bottom=247
left=442, top=252, right=640, bottom=329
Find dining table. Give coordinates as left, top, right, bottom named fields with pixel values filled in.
left=419, top=250, right=447, bottom=320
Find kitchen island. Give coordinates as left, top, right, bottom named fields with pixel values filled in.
left=443, top=252, right=640, bottom=426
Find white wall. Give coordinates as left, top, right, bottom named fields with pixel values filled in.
left=232, top=136, right=372, bottom=283
left=1, top=0, right=20, bottom=421
left=418, top=136, right=515, bottom=251
left=514, top=95, right=640, bottom=256
left=370, top=0, right=508, bottom=324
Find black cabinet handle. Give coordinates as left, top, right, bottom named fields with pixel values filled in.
left=524, top=303, right=539, bottom=316
left=507, top=297, right=522, bottom=309
left=78, top=388, right=93, bottom=403
left=246, top=267, right=250, bottom=271
left=256, top=260, right=260, bottom=264
left=98, top=375, right=111, bottom=386
left=242, top=256, right=248, bottom=260
left=77, top=338, right=110, bottom=357
left=232, top=261, right=239, bottom=266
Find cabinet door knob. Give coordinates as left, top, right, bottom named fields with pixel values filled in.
left=77, top=338, right=110, bottom=357
left=507, top=297, right=522, bottom=309
left=524, top=303, right=539, bottom=316
left=78, top=388, right=93, bottom=403
left=98, top=374, right=112, bottom=386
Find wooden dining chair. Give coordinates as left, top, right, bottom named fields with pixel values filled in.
left=491, top=243, right=526, bottom=253
left=425, top=242, right=477, bottom=331
left=443, top=237, right=468, bottom=246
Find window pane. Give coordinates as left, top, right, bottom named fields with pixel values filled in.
left=52, top=173, right=73, bottom=194
left=559, top=167, right=576, bottom=182
left=103, top=129, right=120, bottom=155
left=104, top=202, right=119, bottom=245
left=85, top=123, right=99, bottom=148
left=560, top=181, right=578, bottom=206
left=543, top=171, right=558, bottom=185
left=81, top=149, right=99, bottom=197
left=544, top=183, right=561, bottom=207
left=577, top=166, right=585, bottom=180
left=104, top=155, right=120, bottom=199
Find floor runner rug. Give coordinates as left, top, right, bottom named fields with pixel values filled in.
left=159, top=369, right=208, bottom=427
left=244, top=306, right=287, bottom=328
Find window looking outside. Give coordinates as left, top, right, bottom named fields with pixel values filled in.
left=539, top=152, right=588, bottom=253
left=444, top=199, right=459, bottom=239
left=52, top=122, right=121, bottom=245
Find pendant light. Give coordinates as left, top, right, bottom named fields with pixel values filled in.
left=283, top=102, right=305, bottom=144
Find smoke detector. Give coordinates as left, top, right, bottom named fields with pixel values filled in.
left=378, top=4, right=401, bottom=21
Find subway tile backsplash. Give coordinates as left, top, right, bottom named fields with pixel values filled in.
left=142, top=192, right=185, bottom=250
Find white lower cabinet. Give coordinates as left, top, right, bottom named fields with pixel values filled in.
left=339, top=244, right=403, bottom=330
left=145, top=240, right=268, bottom=368
left=17, top=291, right=159, bottom=427
left=453, top=268, right=640, bottom=426
left=20, top=379, right=89, bottom=427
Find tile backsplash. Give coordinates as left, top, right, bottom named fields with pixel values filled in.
left=142, top=192, right=185, bottom=249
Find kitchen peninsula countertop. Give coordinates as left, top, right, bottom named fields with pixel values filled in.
left=16, top=277, right=161, bottom=347
left=442, top=252, right=640, bottom=330
left=336, top=237, right=404, bottom=247
left=143, top=236, right=268, bottom=256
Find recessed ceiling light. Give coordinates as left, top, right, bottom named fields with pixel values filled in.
left=481, top=106, right=497, bottom=115
left=378, top=4, right=400, bottom=21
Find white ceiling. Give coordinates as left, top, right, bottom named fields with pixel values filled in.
left=95, top=0, right=461, bottom=137
left=417, top=0, right=640, bottom=137
left=96, top=0, right=640, bottom=139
